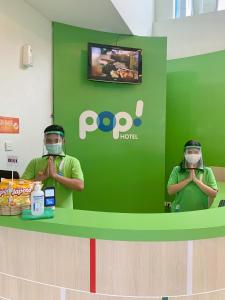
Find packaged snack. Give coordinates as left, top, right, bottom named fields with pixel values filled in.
left=0, top=183, right=9, bottom=206
left=0, top=179, right=33, bottom=209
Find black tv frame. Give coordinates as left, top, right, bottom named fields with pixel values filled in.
left=87, top=42, right=142, bottom=84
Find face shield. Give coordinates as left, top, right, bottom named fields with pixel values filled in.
left=42, top=131, right=66, bottom=157
left=181, top=145, right=203, bottom=170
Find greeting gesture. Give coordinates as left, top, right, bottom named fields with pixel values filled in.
left=48, top=156, right=57, bottom=179
left=36, top=164, right=49, bottom=182
left=21, top=125, right=84, bottom=209
left=188, top=169, right=196, bottom=181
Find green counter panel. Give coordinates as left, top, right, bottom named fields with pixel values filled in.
left=0, top=206, right=225, bottom=242
left=1, top=181, right=224, bottom=242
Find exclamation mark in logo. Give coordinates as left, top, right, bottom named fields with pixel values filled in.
left=133, top=100, right=144, bottom=126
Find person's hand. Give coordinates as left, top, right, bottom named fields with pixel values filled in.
left=188, top=169, right=196, bottom=181
left=48, top=156, right=57, bottom=179
left=36, top=165, right=49, bottom=181
left=191, top=169, right=198, bottom=183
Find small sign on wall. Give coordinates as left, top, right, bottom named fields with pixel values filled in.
left=0, top=116, right=19, bottom=134
left=7, top=155, right=19, bottom=168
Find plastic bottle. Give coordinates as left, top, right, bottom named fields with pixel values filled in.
left=7, top=181, right=13, bottom=206
left=175, top=204, right=180, bottom=212
left=31, top=182, right=44, bottom=216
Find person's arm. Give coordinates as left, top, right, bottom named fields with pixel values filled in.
left=208, top=197, right=214, bottom=208
left=33, top=163, right=49, bottom=181
left=34, top=169, right=49, bottom=182
left=192, top=176, right=217, bottom=198
left=192, top=168, right=218, bottom=207
left=22, top=158, right=49, bottom=182
left=167, top=168, right=193, bottom=196
left=167, top=177, right=191, bottom=195
left=48, top=156, right=84, bottom=191
left=53, top=174, right=84, bottom=191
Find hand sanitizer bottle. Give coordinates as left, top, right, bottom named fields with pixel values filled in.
left=31, top=182, right=44, bottom=216
left=175, top=204, right=180, bottom=212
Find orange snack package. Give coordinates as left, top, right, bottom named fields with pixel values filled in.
left=0, top=183, right=9, bottom=206
left=0, top=179, right=33, bottom=207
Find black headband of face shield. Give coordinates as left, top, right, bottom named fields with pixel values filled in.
left=42, top=153, right=66, bottom=158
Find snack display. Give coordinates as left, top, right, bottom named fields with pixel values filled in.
left=0, top=179, right=33, bottom=215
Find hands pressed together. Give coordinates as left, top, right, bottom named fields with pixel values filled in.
left=188, top=169, right=196, bottom=181
left=36, top=156, right=57, bottom=181
left=188, top=169, right=202, bottom=184
left=35, top=156, right=84, bottom=191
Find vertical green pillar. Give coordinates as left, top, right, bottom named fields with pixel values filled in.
left=53, top=22, right=167, bottom=213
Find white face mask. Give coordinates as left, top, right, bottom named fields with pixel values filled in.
left=185, top=153, right=201, bottom=165
left=45, top=143, right=63, bottom=155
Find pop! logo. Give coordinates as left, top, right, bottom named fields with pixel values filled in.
left=79, top=100, right=143, bottom=140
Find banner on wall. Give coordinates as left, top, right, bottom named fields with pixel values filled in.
left=0, top=116, right=19, bottom=134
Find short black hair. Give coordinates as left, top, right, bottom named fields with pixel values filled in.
left=44, top=124, right=65, bottom=136
left=184, top=140, right=201, bottom=148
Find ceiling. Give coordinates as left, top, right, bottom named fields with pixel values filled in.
left=25, top=0, right=132, bottom=34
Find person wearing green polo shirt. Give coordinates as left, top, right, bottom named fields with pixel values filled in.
left=167, top=140, right=218, bottom=212
left=22, top=125, right=84, bottom=209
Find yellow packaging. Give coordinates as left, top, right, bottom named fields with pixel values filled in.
left=0, top=183, right=9, bottom=206
left=0, top=179, right=33, bottom=207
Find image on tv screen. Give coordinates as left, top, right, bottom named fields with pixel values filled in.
left=88, top=43, right=142, bottom=84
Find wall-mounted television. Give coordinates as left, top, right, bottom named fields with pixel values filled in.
left=88, top=43, right=142, bottom=84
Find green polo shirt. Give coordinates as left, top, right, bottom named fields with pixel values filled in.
left=167, top=166, right=218, bottom=212
left=22, top=155, right=84, bottom=209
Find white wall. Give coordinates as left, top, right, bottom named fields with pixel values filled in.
left=153, top=9, right=225, bottom=59
left=25, top=0, right=132, bottom=35
left=0, top=0, right=52, bottom=176
left=154, top=0, right=173, bottom=22
left=111, top=0, right=154, bottom=36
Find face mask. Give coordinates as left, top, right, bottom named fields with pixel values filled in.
left=185, top=153, right=201, bottom=165
left=45, top=143, right=63, bottom=155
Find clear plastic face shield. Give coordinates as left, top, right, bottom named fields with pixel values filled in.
left=182, top=146, right=203, bottom=170
left=42, top=131, right=66, bottom=157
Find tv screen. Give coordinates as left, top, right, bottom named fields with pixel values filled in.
left=88, top=43, right=142, bottom=84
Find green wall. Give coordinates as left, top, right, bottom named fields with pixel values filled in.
left=166, top=50, right=225, bottom=200
left=53, top=22, right=167, bottom=213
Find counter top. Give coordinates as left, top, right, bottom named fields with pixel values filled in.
left=0, top=206, right=225, bottom=242
left=0, top=182, right=224, bottom=242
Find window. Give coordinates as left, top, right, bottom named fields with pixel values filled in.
left=173, top=0, right=193, bottom=18
left=173, top=0, right=225, bottom=18
left=217, top=0, right=225, bottom=10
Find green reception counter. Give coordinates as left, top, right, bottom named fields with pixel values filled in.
left=0, top=184, right=225, bottom=300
